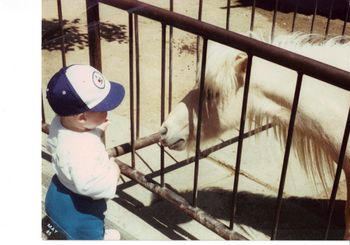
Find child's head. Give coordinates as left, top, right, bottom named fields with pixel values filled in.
left=46, top=64, right=125, bottom=119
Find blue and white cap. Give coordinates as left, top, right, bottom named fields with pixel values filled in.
left=46, top=64, right=125, bottom=116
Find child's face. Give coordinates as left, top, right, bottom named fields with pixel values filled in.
left=83, top=111, right=108, bottom=129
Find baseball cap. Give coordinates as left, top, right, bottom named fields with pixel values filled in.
left=46, top=64, right=125, bottom=116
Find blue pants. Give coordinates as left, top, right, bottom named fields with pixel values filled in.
left=45, top=175, right=107, bottom=240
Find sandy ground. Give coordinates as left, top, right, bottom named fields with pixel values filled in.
left=42, top=0, right=350, bottom=240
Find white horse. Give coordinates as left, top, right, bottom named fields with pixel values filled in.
left=160, top=33, right=350, bottom=239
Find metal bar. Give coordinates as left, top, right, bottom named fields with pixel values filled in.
left=41, top=92, right=46, bottom=124
left=271, top=72, right=303, bottom=240
left=324, top=107, right=350, bottom=239
left=291, top=0, right=299, bottom=32
left=196, top=0, right=203, bottom=77
left=99, top=0, right=350, bottom=91
left=310, top=0, right=318, bottom=33
left=271, top=0, right=279, bottom=42
left=86, top=0, right=102, bottom=71
left=128, top=12, right=136, bottom=168
left=168, top=0, right=174, bottom=113
left=198, top=0, right=203, bottom=22
left=134, top=14, right=141, bottom=138
left=229, top=54, right=253, bottom=230
left=86, top=0, right=104, bottom=143
left=325, top=0, right=335, bottom=36
left=193, top=38, right=208, bottom=207
left=250, top=0, right=256, bottom=32
left=342, top=1, right=350, bottom=35
left=114, top=158, right=248, bottom=240
left=160, top=23, right=167, bottom=187
left=226, top=0, right=231, bottom=30
left=57, top=0, right=66, bottom=67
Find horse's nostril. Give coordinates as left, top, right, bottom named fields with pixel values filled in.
left=159, top=126, right=167, bottom=135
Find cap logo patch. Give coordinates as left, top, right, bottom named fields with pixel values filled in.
left=92, top=71, right=105, bottom=89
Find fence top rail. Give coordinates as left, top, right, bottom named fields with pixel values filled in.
left=99, top=0, right=350, bottom=91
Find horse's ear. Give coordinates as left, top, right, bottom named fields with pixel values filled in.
left=234, top=52, right=248, bottom=88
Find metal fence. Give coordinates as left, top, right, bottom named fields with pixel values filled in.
left=42, top=0, right=350, bottom=240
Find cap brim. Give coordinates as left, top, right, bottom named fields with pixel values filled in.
left=90, top=81, right=125, bottom=112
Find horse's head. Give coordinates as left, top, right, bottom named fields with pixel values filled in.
left=160, top=42, right=248, bottom=151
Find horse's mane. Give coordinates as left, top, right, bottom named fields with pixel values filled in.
left=196, top=32, right=350, bottom=194
left=249, top=32, right=350, bottom=192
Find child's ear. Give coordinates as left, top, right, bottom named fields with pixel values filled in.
left=76, top=113, right=86, bottom=123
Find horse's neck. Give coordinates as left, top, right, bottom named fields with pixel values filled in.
left=244, top=55, right=349, bottom=181
left=248, top=53, right=349, bottom=132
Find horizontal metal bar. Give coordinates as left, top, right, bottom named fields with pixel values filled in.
left=114, top=158, right=248, bottom=240
left=99, top=0, right=350, bottom=91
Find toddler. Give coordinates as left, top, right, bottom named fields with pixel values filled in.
left=45, top=64, right=125, bottom=240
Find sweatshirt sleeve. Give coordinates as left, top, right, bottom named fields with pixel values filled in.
left=67, top=141, right=120, bottom=200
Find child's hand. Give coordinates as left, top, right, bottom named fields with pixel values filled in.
left=97, top=119, right=111, bottom=131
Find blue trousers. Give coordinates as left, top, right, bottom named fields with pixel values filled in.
left=45, top=175, right=107, bottom=240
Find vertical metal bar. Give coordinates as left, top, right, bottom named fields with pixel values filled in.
left=128, top=12, right=136, bottom=169
left=196, top=0, right=203, bottom=77
left=193, top=38, right=208, bottom=207
left=41, top=92, right=46, bottom=124
left=310, top=0, right=318, bottom=33
left=324, top=107, right=350, bottom=239
left=86, top=0, right=104, bottom=143
left=168, top=0, right=173, bottom=113
left=325, top=0, right=335, bottom=37
left=342, top=1, right=350, bottom=35
left=134, top=14, right=141, bottom=138
left=57, top=0, right=66, bottom=67
left=271, top=0, right=279, bottom=42
left=291, top=0, right=299, bottom=32
left=229, top=54, right=253, bottom=230
left=86, top=0, right=102, bottom=71
left=271, top=73, right=303, bottom=240
left=250, top=0, right=256, bottom=32
left=226, top=0, right=231, bottom=31
left=198, top=0, right=203, bottom=22
left=160, top=23, right=166, bottom=187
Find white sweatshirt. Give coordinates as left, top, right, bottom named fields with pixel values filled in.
left=47, top=116, right=119, bottom=200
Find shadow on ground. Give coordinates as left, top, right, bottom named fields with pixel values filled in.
left=116, top=186, right=345, bottom=240
left=226, top=0, right=350, bottom=22
left=42, top=18, right=127, bottom=52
